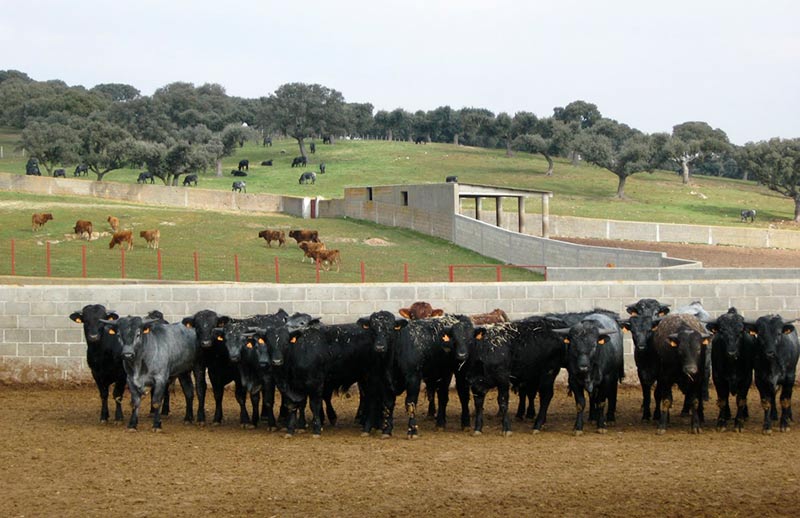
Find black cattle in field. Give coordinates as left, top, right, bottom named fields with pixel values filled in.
left=231, top=169, right=247, bottom=177
left=746, top=314, right=800, bottom=434
left=291, top=156, right=307, bottom=167
left=445, top=176, right=458, bottom=183
left=183, top=174, right=198, bottom=186
left=319, top=162, right=326, bottom=174
left=137, top=171, right=155, bottom=184
left=25, top=158, right=41, bottom=176
left=69, top=305, right=126, bottom=423
left=53, top=168, right=66, bottom=178
left=619, top=299, right=671, bottom=421
left=261, top=160, right=273, bottom=166
left=309, top=142, right=316, bottom=154
left=652, top=313, right=711, bottom=434
left=102, top=316, right=201, bottom=431
left=322, top=136, right=331, bottom=144
left=299, top=171, right=316, bottom=184
left=232, top=181, right=246, bottom=193
left=263, top=136, right=272, bottom=147
left=740, top=209, right=756, bottom=223
left=74, top=164, right=88, bottom=176
left=415, top=137, right=426, bottom=144
left=555, top=312, right=624, bottom=435
left=707, top=308, right=753, bottom=432
left=238, top=159, right=249, bottom=171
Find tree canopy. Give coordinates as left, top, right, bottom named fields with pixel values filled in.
left=268, top=83, right=346, bottom=156
left=739, top=138, right=800, bottom=221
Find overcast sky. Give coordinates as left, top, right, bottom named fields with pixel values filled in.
left=3, top=0, right=798, bottom=144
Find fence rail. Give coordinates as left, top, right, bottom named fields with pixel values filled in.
left=1, top=239, right=545, bottom=284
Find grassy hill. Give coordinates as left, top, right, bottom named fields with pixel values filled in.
left=1, top=130, right=795, bottom=228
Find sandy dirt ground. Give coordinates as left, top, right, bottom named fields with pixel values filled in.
left=556, top=237, right=800, bottom=268
left=2, top=384, right=800, bottom=518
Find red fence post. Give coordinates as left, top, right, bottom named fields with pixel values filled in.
left=448, top=265, right=454, bottom=282
left=46, top=241, right=51, bottom=277
left=157, top=249, right=163, bottom=280
left=121, top=249, right=126, bottom=279
left=315, top=260, right=321, bottom=283
left=10, top=239, right=15, bottom=275
left=81, top=245, right=87, bottom=278
left=360, top=261, right=365, bottom=283
left=496, top=265, right=502, bottom=282
left=403, top=263, right=409, bottom=283
left=234, top=254, right=240, bottom=282
left=193, top=251, right=199, bottom=281
left=274, top=257, right=280, bottom=283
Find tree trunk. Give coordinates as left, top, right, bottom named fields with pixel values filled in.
left=742, top=168, right=749, bottom=181
left=215, top=159, right=222, bottom=177
left=571, top=150, right=580, bottom=166
left=615, top=174, right=627, bottom=199
left=505, top=140, right=514, bottom=157
left=454, top=134, right=459, bottom=146
left=681, top=158, right=690, bottom=184
left=298, top=138, right=307, bottom=159
left=795, top=196, right=800, bottom=223
left=387, top=129, right=393, bottom=142
left=542, top=153, right=554, bottom=176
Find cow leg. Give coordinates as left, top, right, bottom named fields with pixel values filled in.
left=690, top=395, right=702, bottom=434
left=606, top=380, right=618, bottom=427
left=261, top=381, right=277, bottom=430
left=236, top=383, right=251, bottom=426
left=532, top=379, right=556, bottom=433
left=405, top=379, right=421, bottom=438
left=127, top=384, right=143, bottom=431
left=381, top=392, right=396, bottom=438
left=310, top=393, right=324, bottom=437
left=247, top=390, right=260, bottom=429
left=211, top=380, right=226, bottom=425
left=194, top=366, right=207, bottom=425
left=426, top=385, right=436, bottom=418
left=638, top=371, right=652, bottom=421
left=150, top=379, right=168, bottom=431
left=655, top=384, right=672, bottom=435
left=734, top=395, right=748, bottom=432
left=324, top=393, right=337, bottom=427
left=95, top=380, right=111, bottom=423
left=284, top=401, right=300, bottom=437
left=435, top=376, right=451, bottom=430
left=515, top=388, right=527, bottom=421
left=161, top=381, right=171, bottom=416
left=572, top=385, right=586, bottom=436
left=112, top=380, right=125, bottom=422
left=680, top=393, right=691, bottom=417
left=455, top=372, right=471, bottom=431
left=715, top=381, right=731, bottom=431
left=177, top=372, right=194, bottom=424
left=498, top=384, right=511, bottom=436
left=472, top=387, right=486, bottom=435
left=524, top=388, right=536, bottom=420
left=770, top=394, right=779, bottom=421
left=779, top=384, right=793, bottom=432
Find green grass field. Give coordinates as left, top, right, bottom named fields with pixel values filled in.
left=1, top=131, right=795, bottom=228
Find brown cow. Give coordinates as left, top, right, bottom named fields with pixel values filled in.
left=398, top=301, right=445, bottom=320
left=469, top=308, right=510, bottom=325
left=31, top=213, right=53, bottom=231
left=109, top=230, right=133, bottom=251
left=258, top=229, right=286, bottom=247
left=139, top=229, right=160, bottom=249
left=107, top=215, right=120, bottom=232
left=289, top=229, right=320, bottom=244
left=310, top=248, right=341, bottom=272
left=298, top=241, right=326, bottom=263
left=74, top=220, right=93, bottom=241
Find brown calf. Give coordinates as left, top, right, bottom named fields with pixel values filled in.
left=398, top=301, right=445, bottom=320
left=109, top=230, right=133, bottom=251
left=469, top=308, right=510, bottom=325
left=258, top=229, right=286, bottom=247
left=32, top=212, right=53, bottom=231
left=289, top=229, right=320, bottom=243
left=298, top=241, right=326, bottom=263
left=74, top=220, right=93, bottom=241
left=107, top=215, right=120, bottom=232
left=139, top=229, right=160, bottom=249
left=310, top=248, right=341, bottom=272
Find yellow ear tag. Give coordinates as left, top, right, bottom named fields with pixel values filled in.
left=75, top=318, right=83, bottom=324
left=669, top=339, right=678, bottom=348
left=597, top=338, right=606, bottom=345
left=394, top=324, right=402, bottom=330
left=442, top=335, right=450, bottom=343
left=748, top=330, right=757, bottom=337
left=109, top=315, right=118, bottom=321
left=702, top=338, right=710, bottom=346
left=185, top=322, right=193, bottom=329
left=143, top=328, right=150, bottom=334
left=362, top=324, right=370, bottom=330
left=216, top=335, right=224, bottom=341
left=630, top=310, right=639, bottom=316
left=246, top=342, right=253, bottom=349
left=290, top=336, right=297, bottom=344
left=563, top=338, right=570, bottom=345
left=108, top=329, right=116, bottom=335
left=258, top=338, right=265, bottom=344
left=475, top=331, right=483, bottom=340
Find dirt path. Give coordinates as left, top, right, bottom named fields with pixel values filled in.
left=557, top=237, right=800, bottom=268
left=2, top=384, right=799, bottom=517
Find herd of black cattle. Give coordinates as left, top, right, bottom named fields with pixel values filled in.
left=67, top=298, right=800, bottom=438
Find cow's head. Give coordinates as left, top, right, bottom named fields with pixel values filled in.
left=443, top=315, right=475, bottom=362
left=706, top=308, right=746, bottom=360
left=745, top=315, right=796, bottom=361
left=666, top=328, right=711, bottom=382
left=182, top=310, right=226, bottom=349
left=619, top=314, right=660, bottom=352
left=556, top=321, right=617, bottom=392
left=102, top=316, right=156, bottom=362
left=626, top=299, right=670, bottom=319
left=357, top=311, right=405, bottom=354
left=398, top=301, right=444, bottom=320
left=70, top=304, right=118, bottom=344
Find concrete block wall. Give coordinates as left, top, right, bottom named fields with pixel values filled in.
left=2, top=279, right=800, bottom=384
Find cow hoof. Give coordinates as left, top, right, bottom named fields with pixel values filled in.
left=283, top=433, right=293, bottom=439
left=716, top=426, right=726, bottom=433
left=596, top=428, right=607, bottom=435
left=781, top=427, right=790, bottom=433
left=408, top=434, right=419, bottom=440
left=734, top=427, right=742, bottom=433
left=656, top=429, right=666, bottom=436
left=183, top=421, right=192, bottom=426
left=197, top=422, right=206, bottom=428
left=212, top=422, right=222, bottom=427
left=100, top=419, right=108, bottom=425
left=268, top=426, right=278, bottom=432
left=605, top=421, right=615, bottom=428
left=152, top=428, right=163, bottom=433
left=573, top=430, right=583, bottom=437
left=463, top=427, right=472, bottom=433
left=312, top=434, right=321, bottom=439
left=242, top=424, right=255, bottom=430
left=762, top=429, right=772, bottom=435
left=532, top=429, right=541, bottom=435
left=381, top=434, right=392, bottom=440
left=472, top=430, right=482, bottom=437
left=692, top=428, right=702, bottom=435
left=502, top=431, right=513, bottom=438
left=360, top=432, right=370, bottom=438
left=435, top=426, right=445, bottom=432
left=126, top=428, right=138, bottom=433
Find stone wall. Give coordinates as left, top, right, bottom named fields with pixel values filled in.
left=2, top=279, right=799, bottom=383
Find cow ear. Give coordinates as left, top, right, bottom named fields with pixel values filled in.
left=357, top=317, right=369, bottom=329
left=108, top=328, right=116, bottom=335
left=474, top=328, right=485, bottom=341
left=618, top=320, right=630, bottom=332
left=394, top=319, right=408, bottom=330
left=706, top=323, right=718, bottom=334
left=217, top=316, right=231, bottom=327
left=563, top=337, right=571, bottom=345
left=69, top=312, right=83, bottom=323
left=143, top=327, right=150, bottom=334
left=597, top=336, right=607, bottom=345
left=257, top=337, right=265, bottom=345
left=245, top=340, right=254, bottom=349
left=701, top=337, right=711, bottom=347
left=181, top=317, right=194, bottom=329
left=668, top=338, right=679, bottom=348
left=398, top=308, right=411, bottom=319
left=107, top=312, right=119, bottom=321
left=431, top=309, right=445, bottom=317
left=658, top=306, right=671, bottom=317
left=783, top=325, right=796, bottom=335
left=626, top=307, right=638, bottom=316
